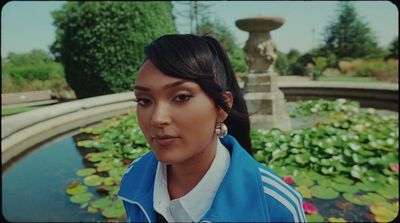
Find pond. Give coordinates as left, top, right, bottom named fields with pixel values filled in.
left=2, top=99, right=398, bottom=222
left=2, top=132, right=104, bottom=222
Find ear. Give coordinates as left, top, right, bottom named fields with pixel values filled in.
left=217, top=91, right=233, bottom=122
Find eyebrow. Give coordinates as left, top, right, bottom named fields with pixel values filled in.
left=134, top=80, right=188, bottom=91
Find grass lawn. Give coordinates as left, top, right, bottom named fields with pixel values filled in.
left=2, top=104, right=49, bottom=116
left=318, top=76, right=379, bottom=82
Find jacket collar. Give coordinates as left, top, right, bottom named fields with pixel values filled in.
left=200, top=135, right=268, bottom=222
left=118, top=135, right=268, bottom=222
left=118, top=151, right=158, bottom=222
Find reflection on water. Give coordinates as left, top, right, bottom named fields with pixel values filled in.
left=2, top=134, right=103, bottom=222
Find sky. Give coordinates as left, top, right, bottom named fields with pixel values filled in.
left=1, top=1, right=398, bottom=58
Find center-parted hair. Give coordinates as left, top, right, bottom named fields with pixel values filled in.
left=143, top=34, right=252, bottom=155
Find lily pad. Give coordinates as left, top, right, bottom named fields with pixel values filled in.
left=370, top=202, right=398, bottom=222
left=67, top=184, right=88, bottom=195
left=80, top=202, right=89, bottom=209
left=321, top=166, right=334, bottom=175
left=67, top=180, right=80, bottom=189
left=103, top=177, right=115, bottom=186
left=102, top=199, right=125, bottom=219
left=294, top=174, right=314, bottom=187
left=91, top=197, right=112, bottom=209
left=351, top=165, right=362, bottom=179
left=317, top=178, right=332, bottom=187
left=376, top=185, right=399, bottom=199
left=307, top=170, right=325, bottom=181
left=355, top=182, right=380, bottom=192
left=360, top=193, right=387, bottom=205
left=333, top=176, right=354, bottom=184
left=342, top=193, right=365, bottom=206
left=296, top=185, right=312, bottom=199
left=76, top=168, right=97, bottom=177
left=331, top=182, right=359, bottom=193
left=87, top=153, right=103, bottom=162
left=306, top=214, right=324, bottom=222
left=96, top=161, right=115, bottom=172
left=88, top=206, right=98, bottom=213
left=83, top=175, right=103, bottom=186
left=310, top=185, right=339, bottom=199
left=295, top=153, right=310, bottom=165
left=328, top=217, right=347, bottom=222
left=70, top=192, right=93, bottom=204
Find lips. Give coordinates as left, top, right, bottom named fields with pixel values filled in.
left=152, top=135, right=179, bottom=146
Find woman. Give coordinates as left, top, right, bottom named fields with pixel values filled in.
left=118, top=34, right=306, bottom=222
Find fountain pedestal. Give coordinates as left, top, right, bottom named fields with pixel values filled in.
left=236, top=16, right=291, bottom=131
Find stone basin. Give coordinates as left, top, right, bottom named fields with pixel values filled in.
left=235, top=16, right=284, bottom=32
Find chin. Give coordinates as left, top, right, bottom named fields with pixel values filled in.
left=153, top=151, right=182, bottom=165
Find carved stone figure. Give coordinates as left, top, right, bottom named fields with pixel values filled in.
left=236, top=16, right=283, bottom=74
left=235, top=16, right=291, bottom=131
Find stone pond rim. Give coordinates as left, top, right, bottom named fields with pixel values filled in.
left=235, top=16, right=285, bottom=32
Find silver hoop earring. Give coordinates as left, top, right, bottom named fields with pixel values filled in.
left=215, top=123, right=228, bottom=138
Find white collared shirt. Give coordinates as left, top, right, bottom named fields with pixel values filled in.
left=153, top=137, right=230, bottom=222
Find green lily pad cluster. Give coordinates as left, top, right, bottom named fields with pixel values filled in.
left=252, top=99, right=398, bottom=221
left=288, top=98, right=359, bottom=117
left=67, top=99, right=398, bottom=222
left=67, top=112, right=150, bottom=220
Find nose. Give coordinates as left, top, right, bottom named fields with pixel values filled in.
left=150, top=102, right=171, bottom=127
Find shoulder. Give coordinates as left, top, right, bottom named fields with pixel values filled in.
left=120, top=151, right=157, bottom=189
left=257, top=165, right=306, bottom=222
left=123, top=151, right=155, bottom=175
left=119, top=150, right=158, bottom=200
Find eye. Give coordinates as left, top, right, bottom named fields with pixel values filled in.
left=173, top=94, right=193, bottom=103
left=133, top=98, right=152, bottom=107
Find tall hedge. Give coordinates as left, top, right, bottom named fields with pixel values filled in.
left=51, top=2, right=176, bottom=98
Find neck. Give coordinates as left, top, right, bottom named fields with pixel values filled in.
left=167, top=137, right=217, bottom=200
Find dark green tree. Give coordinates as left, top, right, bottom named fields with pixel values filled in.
left=286, top=49, right=301, bottom=64
left=275, top=51, right=288, bottom=75
left=386, top=36, right=398, bottom=59
left=322, top=2, right=381, bottom=60
left=284, top=49, right=301, bottom=75
left=196, top=17, right=248, bottom=72
left=51, top=2, right=176, bottom=98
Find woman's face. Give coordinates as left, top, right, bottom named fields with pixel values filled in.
left=134, top=60, right=226, bottom=165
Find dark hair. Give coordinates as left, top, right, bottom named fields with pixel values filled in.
left=144, top=34, right=253, bottom=155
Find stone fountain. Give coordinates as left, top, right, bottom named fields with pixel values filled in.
left=236, top=16, right=291, bottom=131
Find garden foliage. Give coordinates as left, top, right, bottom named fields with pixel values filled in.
left=1, top=50, right=66, bottom=93
left=196, top=17, right=248, bottom=73
left=338, top=59, right=398, bottom=82
left=51, top=2, right=176, bottom=98
left=68, top=98, right=398, bottom=221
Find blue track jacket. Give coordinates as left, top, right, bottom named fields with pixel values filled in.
left=118, top=135, right=307, bottom=222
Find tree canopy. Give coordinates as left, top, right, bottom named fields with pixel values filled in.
left=196, top=17, right=248, bottom=72
left=322, top=2, right=381, bottom=60
left=51, top=2, right=176, bottom=98
left=386, top=36, right=398, bottom=59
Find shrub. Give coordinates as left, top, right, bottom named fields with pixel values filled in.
left=337, top=59, right=398, bottom=82
left=229, top=47, right=248, bottom=73
left=2, top=62, right=64, bottom=85
left=357, top=59, right=398, bottom=82
left=314, top=57, right=328, bottom=76
left=51, top=2, right=176, bottom=98
left=2, top=72, right=72, bottom=94
left=338, top=59, right=364, bottom=75
left=275, top=51, right=288, bottom=75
